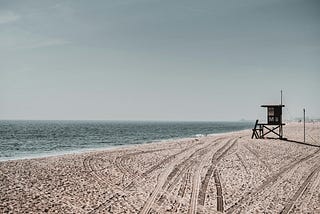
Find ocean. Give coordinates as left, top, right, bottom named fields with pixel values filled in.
left=0, top=120, right=252, bottom=161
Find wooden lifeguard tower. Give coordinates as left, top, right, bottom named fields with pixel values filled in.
left=252, top=104, right=285, bottom=139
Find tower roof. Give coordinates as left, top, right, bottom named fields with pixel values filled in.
left=261, top=104, right=285, bottom=107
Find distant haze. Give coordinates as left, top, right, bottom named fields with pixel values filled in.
left=0, top=0, right=319, bottom=121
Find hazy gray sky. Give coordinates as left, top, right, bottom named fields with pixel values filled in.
left=0, top=0, right=319, bottom=121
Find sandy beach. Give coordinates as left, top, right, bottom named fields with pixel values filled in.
left=1, top=122, right=319, bottom=213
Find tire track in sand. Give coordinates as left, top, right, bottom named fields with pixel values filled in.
left=281, top=164, right=320, bottom=214
left=226, top=148, right=320, bottom=213
left=142, top=147, right=191, bottom=177
left=83, top=156, right=131, bottom=213
left=115, top=149, right=165, bottom=176
left=243, top=144, right=272, bottom=173
left=139, top=138, right=224, bottom=214
left=214, top=169, right=224, bottom=212
left=198, top=138, right=238, bottom=207
left=83, top=156, right=111, bottom=185
left=114, top=149, right=165, bottom=188
left=189, top=138, right=237, bottom=214
left=85, top=153, right=160, bottom=213
left=161, top=138, right=225, bottom=213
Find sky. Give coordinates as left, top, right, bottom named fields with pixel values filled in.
left=0, top=0, right=319, bottom=121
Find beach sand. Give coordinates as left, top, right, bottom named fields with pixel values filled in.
left=1, top=123, right=320, bottom=213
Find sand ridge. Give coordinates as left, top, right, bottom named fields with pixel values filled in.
left=0, top=123, right=320, bottom=213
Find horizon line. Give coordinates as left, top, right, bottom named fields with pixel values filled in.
left=0, top=118, right=255, bottom=123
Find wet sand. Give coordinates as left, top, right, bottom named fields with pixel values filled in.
left=1, top=123, right=320, bottom=213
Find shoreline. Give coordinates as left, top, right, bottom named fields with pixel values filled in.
left=0, top=127, right=251, bottom=163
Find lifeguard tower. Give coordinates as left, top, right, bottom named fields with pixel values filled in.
left=252, top=104, right=285, bottom=139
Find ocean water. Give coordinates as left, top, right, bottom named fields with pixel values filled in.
left=0, top=120, right=252, bottom=161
